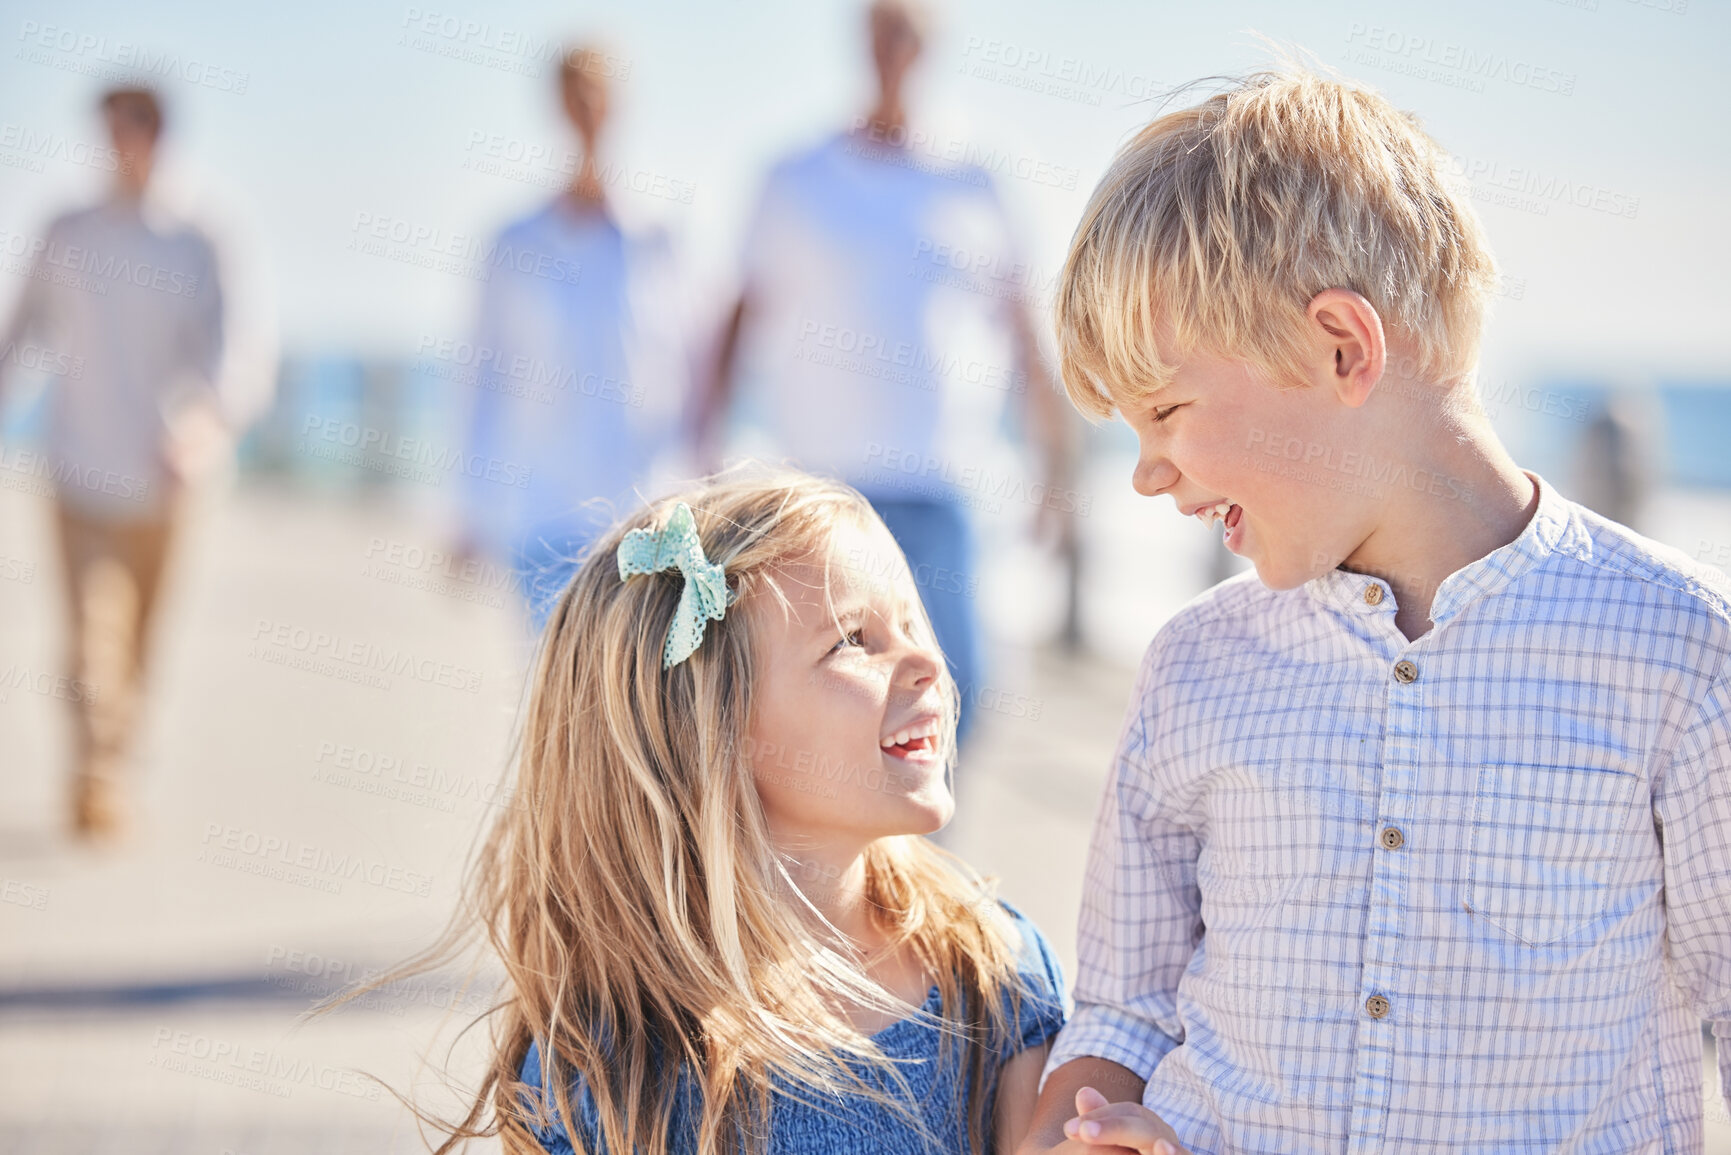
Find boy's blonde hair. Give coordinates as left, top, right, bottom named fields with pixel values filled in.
left=1056, top=66, right=1499, bottom=417
left=346, top=467, right=1026, bottom=1155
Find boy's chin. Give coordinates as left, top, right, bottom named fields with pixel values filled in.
left=1250, top=551, right=1328, bottom=591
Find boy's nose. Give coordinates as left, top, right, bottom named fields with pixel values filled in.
left=1133, top=453, right=1178, bottom=497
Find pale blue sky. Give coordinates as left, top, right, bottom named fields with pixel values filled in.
left=2, top=0, right=1726, bottom=389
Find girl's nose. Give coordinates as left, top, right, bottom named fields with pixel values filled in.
left=895, top=642, right=942, bottom=694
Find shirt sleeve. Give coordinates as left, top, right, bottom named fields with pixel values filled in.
left=0, top=218, right=56, bottom=395
left=201, top=208, right=279, bottom=433
left=458, top=232, right=516, bottom=549
left=177, top=232, right=226, bottom=407
left=737, top=163, right=797, bottom=301
left=1652, top=648, right=1731, bottom=1123
left=518, top=1039, right=588, bottom=1155
left=1041, top=638, right=1203, bottom=1090
left=996, top=900, right=1068, bottom=1058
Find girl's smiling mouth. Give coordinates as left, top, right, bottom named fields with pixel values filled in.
left=880, top=715, right=941, bottom=761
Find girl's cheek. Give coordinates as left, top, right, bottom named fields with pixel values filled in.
left=824, top=658, right=889, bottom=707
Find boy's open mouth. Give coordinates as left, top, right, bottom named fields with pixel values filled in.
left=1194, top=501, right=1246, bottom=553
left=1196, top=501, right=1243, bottom=533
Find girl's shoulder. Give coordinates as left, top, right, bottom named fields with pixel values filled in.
left=512, top=905, right=1066, bottom=1151
left=517, top=1038, right=697, bottom=1155
left=988, top=898, right=1068, bottom=1057
left=516, top=1038, right=571, bottom=1153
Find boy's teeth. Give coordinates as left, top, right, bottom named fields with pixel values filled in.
left=1196, top=501, right=1233, bottom=527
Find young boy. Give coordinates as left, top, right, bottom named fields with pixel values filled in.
left=1015, top=68, right=1731, bottom=1154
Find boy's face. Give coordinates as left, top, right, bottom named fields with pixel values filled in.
left=1115, top=343, right=1383, bottom=590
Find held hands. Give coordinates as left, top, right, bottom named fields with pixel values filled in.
left=1062, top=1086, right=1193, bottom=1155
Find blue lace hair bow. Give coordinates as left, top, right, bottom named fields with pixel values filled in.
left=616, top=501, right=739, bottom=669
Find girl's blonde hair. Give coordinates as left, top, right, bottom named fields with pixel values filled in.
left=1056, top=64, right=1500, bottom=417
left=366, top=467, right=1027, bottom=1155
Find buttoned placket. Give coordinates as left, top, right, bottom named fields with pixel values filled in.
left=1342, top=576, right=1424, bottom=1154
left=1316, top=487, right=1564, bottom=1150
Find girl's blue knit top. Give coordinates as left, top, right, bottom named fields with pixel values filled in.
left=519, top=901, right=1067, bottom=1154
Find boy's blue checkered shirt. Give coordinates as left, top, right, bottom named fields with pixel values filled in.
left=1044, top=472, right=1731, bottom=1154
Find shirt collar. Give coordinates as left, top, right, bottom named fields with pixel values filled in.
left=1305, top=471, right=1577, bottom=623
left=829, top=120, right=975, bottom=182
left=536, top=188, right=673, bottom=244
left=102, top=179, right=195, bottom=235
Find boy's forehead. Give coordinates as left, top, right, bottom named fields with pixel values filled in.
left=1104, top=312, right=1219, bottom=410
left=1108, top=338, right=1254, bottom=413
left=1108, top=375, right=1173, bottom=417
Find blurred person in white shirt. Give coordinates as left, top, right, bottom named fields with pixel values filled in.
left=0, top=86, right=274, bottom=841
left=455, top=43, right=692, bottom=631
left=695, top=0, right=1075, bottom=746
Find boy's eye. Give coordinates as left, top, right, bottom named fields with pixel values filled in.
left=1152, top=403, right=1183, bottom=423
left=831, top=628, right=865, bottom=653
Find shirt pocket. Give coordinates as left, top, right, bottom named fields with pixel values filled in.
left=1465, top=760, right=1641, bottom=947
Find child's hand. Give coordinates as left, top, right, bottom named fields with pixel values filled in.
left=1061, top=1086, right=1193, bottom=1155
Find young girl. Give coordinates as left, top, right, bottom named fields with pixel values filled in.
left=403, top=468, right=1065, bottom=1154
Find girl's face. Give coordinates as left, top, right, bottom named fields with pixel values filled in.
left=743, top=516, right=953, bottom=852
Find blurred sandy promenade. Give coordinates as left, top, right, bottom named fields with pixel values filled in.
left=1, top=473, right=1728, bottom=1151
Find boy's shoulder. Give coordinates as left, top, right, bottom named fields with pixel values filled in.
left=1136, top=495, right=1731, bottom=676
left=1548, top=499, right=1731, bottom=627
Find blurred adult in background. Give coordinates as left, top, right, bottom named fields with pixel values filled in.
left=456, top=43, right=691, bottom=630
left=1571, top=389, right=1660, bottom=533
left=0, top=86, right=273, bottom=841
left=696, top=0, right=1076, bottom=745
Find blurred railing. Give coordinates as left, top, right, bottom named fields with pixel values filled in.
left=235, top=359, right=1731, bottom=496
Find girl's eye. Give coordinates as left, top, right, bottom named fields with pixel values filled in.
left=831, top=629, right=864, bottom=653
left=1153, top=403, right=1183, bottom=423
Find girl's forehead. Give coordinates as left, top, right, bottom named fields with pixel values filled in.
left=758, top=518, right=917, bottom=619
left=827, top=517, right=908, bottom=586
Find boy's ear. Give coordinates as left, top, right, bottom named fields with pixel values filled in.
left=1305, top=289, right=1385, bottom=408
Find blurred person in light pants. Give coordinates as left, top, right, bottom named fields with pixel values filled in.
left=0, top=86, right=275, bottom=841
left=696, top=0, right=1076, bottom=748
left=455, top=43, right=692, bottom=631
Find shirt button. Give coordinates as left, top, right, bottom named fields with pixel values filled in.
left=1393, top=659, right=1418, bottom=684
left=1363, top=583, right=1384, bottom=606
left=1365, top=995, right=1390, bottom=1019
left=1379, top=826, right=1404, bottom=850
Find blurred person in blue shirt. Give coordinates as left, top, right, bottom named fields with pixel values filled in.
left=696, top=1, right=1075, bottom=746
left=456, top=43, right=691, bottom=631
